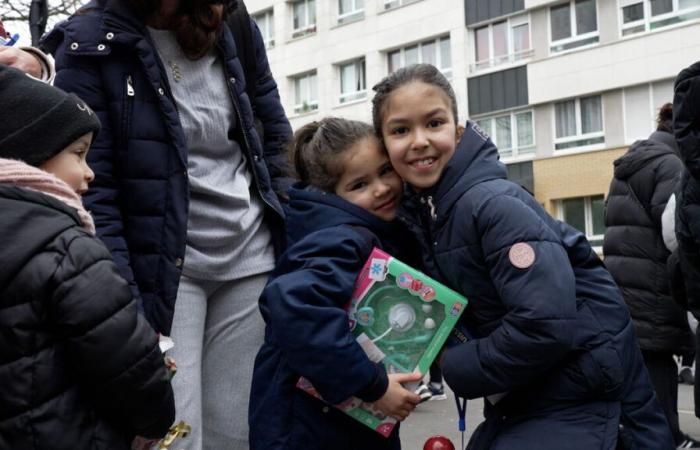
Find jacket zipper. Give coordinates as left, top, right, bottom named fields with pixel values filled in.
left=122, top=75, right=135, bottom=147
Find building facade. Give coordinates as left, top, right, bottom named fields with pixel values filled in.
left=252, top=0, right=700, bottom=251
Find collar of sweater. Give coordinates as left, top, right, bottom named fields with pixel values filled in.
left=0, top=158, right=95, bottom=235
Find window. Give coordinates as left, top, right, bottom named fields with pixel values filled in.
left=292, top=0, right=316, bottom=39
left=550, top=0, right=599, bottom=53
left=554, top=95, right=604, bottom=150
left=339, top=59, right=366, bottom=103
left=623, top=80, right=674, bottom=142
left=475, top=110, right=535, bottom=159
left=620, top=0, right=700, bottom=36
left=384, top=0, right=421, bottom=11
left=558, top=195, right=606, bottom=247
left=472, top=15, right=532, bottom=72
left=338, top=0, right=364, bottom=24
left=253, top=9, right=274, bottom=48
left=388, top=36, right=452, bottom=78
left=292, top=72, right=318, bottom=114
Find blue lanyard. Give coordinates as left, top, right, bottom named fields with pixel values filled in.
left=455, top=395, right=467, bottom=449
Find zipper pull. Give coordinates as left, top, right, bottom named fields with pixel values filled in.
left=126, top=76, right=134, bottom=97
left=420, top=196, right=438, bottom=221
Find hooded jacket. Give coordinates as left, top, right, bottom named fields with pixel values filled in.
left=674, top=61, right=700, bottom=319
left=603, top=131, right=692, bottom=353
left=399, top=122, right=673, bottom=450
left=41, top=0, right=291, bottom=335
left=0, top=159, right=174, bottom=450
left=249, top=186, right=418, bottom=450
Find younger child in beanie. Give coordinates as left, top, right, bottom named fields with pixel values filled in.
left=0, top=65, right=175, bottom=450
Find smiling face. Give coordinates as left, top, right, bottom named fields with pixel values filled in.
left=380, top=81, right=464, bottom=191
left=334, top=136, right=403, bottom=221
left=39, top=132, right=95, bottom=195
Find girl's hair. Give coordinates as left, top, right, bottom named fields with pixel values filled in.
left=289, top=117, right=375, bottom=192
left=121, top=0, right=226, bottom=59
left=657, top=103, right=673, bottom=133
left=372, top=63, right=459, bottom=137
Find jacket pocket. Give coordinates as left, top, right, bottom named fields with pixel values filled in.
left=577, top=340, right=625, bottom=399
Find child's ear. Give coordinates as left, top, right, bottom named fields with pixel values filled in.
left=456, top=125, right=466, bottom=143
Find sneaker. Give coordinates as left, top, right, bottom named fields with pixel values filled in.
left=677, top=435, right=700, bottom=448
left=415, top=382, right=433, bottom=403
left=428, top=382, right=448, bottom=401
left=679, top=367, right=695, bottom=385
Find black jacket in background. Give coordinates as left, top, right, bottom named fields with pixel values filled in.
left=674, top=61, right=700, bottom=320
left=604, top=130, right=693, bottom=353
left=0, top=185, right=175, bottom=449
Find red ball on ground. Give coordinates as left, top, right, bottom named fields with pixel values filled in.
left=423, top=435, right=456, bottom=450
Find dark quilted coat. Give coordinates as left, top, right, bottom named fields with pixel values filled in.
left=674, top=61, right=700, bottom=319
left=0, top=185, right=174, bottom=450
left=250, top=186, right=422, bottom=450
left=42, top=0, right=291, bottom=335
left=603, top=130, right=692, bottom=353
left=399, top=122, right=674, bottom=450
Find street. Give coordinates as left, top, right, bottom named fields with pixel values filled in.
left=401, top=384, right=700, bottom=450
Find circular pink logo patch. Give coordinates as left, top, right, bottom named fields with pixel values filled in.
left=509, top=243, right=536, bottom=269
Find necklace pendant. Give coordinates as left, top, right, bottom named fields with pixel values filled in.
left=169, top=61, right=182, bottom=82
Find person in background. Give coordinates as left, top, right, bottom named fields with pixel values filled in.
left=673, top=60, right=700, bottom=424
left=0, top=17, right=55, bottom=82
left=0, top=64, right=175, bottom=450
left=604, top=103, right=697, bottom=448
left=42, top=0, right=292, bottom=448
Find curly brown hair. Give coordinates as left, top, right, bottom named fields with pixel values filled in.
left=122, top=0, right=226, bottom=59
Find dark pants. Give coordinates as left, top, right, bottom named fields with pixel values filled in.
left=642, top=350, right=683, bottom=445
left=429, top=362, right=443, bottom=384
left=695, top=332, right=700, bottom=418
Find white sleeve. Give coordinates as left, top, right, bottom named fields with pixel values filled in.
left=661, top=193, right=677, bottom=252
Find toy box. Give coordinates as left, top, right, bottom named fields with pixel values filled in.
left=297, top=247, right=468, bottom=437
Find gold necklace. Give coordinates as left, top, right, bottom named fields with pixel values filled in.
left=168, top=60, right=182, bottom=82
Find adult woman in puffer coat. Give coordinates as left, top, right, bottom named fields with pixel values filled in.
left=42, top=1, right=292, bottom=447
left=603, top=103, right=695, bottom=447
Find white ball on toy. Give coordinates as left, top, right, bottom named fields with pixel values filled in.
left=422, top=304, right=433, bottom=314
left=424, top=318, right=436, bottom=329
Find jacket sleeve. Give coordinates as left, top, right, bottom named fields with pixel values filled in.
left=249, top=18, right=294, bottom=197
left=674, top=61, right=700, bottom=179
left=649, top=155, right=683, bottom=228
left=50, top=31, right=143, bottom=308
left=50, top=234, right=174, bottom=438
left=263, top=227, right=388, bottom=404
left=441, top=194, right=577, bottom=399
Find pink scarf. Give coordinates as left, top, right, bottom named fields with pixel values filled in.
left=0, top=158, right=96, bottom=235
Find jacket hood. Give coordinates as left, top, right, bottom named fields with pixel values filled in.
left=403, top=121, right=507, bottom=219
left=285, top=184, right=399, bottom=245
left=614, top=131, right=679, bottom=180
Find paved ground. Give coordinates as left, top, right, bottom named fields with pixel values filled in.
left=400, top=383, right=700, bottom=450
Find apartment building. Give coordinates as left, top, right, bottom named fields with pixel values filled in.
left=251, top=0, right=700, bottom=250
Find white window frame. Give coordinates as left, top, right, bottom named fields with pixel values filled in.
left=383, top=0, right=422, bottom=11
left=292, top=71, right=318, bottom=115
left=338, top=0, right=365, bottom=24
left=253, top=9, right=275, bottom=49
left=556, top=195, right=605, bottom=250
left=471, top=14, right=533, bottom=73
left=549, top=0, right=600, bottom=54
left=387, top=36, right=452, bottom=79
left=338, top=58, right=367, bottom=104
left=473, top=109, right=536, bottom=160
left=618, top=0, right=700, bottom=36
left=553, top=95, right=605, bottom=151
left=291, top=0, right=316, bottom=39
left=622, top=80, right=674, bottom=143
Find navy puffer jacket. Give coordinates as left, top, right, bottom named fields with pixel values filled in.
left=42, top=0, right=291, bottom=334
left=400, top=122, right=673, bottom=450
left=604, top=131, right=692, bottom=353
left=250, top=186, right=420, bottom=450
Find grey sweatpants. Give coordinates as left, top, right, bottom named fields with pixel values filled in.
left=168, top=273, right=268, bottom=450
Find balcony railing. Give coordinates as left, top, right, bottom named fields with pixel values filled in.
left=470, top=48, right=534, bottom=73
